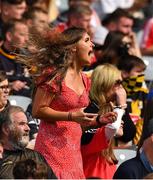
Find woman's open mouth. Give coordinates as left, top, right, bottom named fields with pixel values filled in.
left=88, top=50, right=94, bottom=56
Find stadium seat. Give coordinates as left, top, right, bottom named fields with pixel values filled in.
left=8, top=95, right=32, bottom=111
left=144, top=56, right=153, bottom=82
left=144, top=56, right=153, bottom=90
left=114, top=148, right=137, bottom=167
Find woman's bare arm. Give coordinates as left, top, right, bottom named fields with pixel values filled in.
left=32, top=87, right=97, bottom=124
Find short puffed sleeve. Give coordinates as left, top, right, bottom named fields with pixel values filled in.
left=36, top=67, right=60, bottom=94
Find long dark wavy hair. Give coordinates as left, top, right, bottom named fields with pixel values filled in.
left=16, top=26, right=86, bottom=91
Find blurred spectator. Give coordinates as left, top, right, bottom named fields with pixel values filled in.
left=0, top=0, right=27, bottom=42
left=13, top=159, right=49, bottom=179
left=118, top=55, right=148, bottom=145
left=93, top=0, right=151, bottom=32
left=0, top=105, right=57, bottom=179
left=57, top=4, right=92, bottom=35
left=102, top=8, right=134, bottom=35
left=55, top=0, right=101, bottom=28
left=0, top=19, right=32, bottom=97
left=23, top=7, right=50, bottom=33
left=102, top=8, right=141, bottom=57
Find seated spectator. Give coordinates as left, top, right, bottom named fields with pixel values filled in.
left=0, top=19, right=32, bottom=97
left=0, top=71, right=38, bottom=149
left=81, top=64, right=134, bottom=179
left=13, top=159, right=48, bottom=179
left=118, top=55, right=148, bottom=145
left=0, top=105, right=56, bottom=179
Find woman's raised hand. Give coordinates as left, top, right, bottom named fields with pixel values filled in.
left=115, top=86, right=127, bottom=107
left=98, top=111, right=117, bottom=125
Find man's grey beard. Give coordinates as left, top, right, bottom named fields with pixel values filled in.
left=8, top=129, right=30, bottom=150
left=10, top=135, right=30, bottom=150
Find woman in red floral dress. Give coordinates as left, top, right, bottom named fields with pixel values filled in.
left=22, top=27, right=97, bottom=179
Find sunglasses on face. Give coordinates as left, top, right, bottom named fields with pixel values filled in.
left=0, top=85, right=10, bottom=91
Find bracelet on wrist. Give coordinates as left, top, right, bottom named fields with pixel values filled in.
left=68, top=112, right=73, bottom=121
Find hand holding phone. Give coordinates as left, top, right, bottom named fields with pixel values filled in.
left=84, top=101, right=99, bottom=114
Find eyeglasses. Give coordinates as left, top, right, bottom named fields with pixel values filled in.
left=0, top=85, right=10, bottom=91
left=114, top=80, right=123, bottom=86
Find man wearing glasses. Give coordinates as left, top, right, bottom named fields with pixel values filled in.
left=0, top=71, right=10, bottom=112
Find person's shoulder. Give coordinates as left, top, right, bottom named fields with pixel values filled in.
left=24, top=148, right=45, bottom=160
left=114, top=154, right=150, bottom=179
left=24, top=148, right=41, bottom=155
left=119, top=155, right=140, bottom=167
left=113, top=156, right=142, bottom=179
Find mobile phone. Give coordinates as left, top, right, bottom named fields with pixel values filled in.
left=84, top=101, right=99, bottom=113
